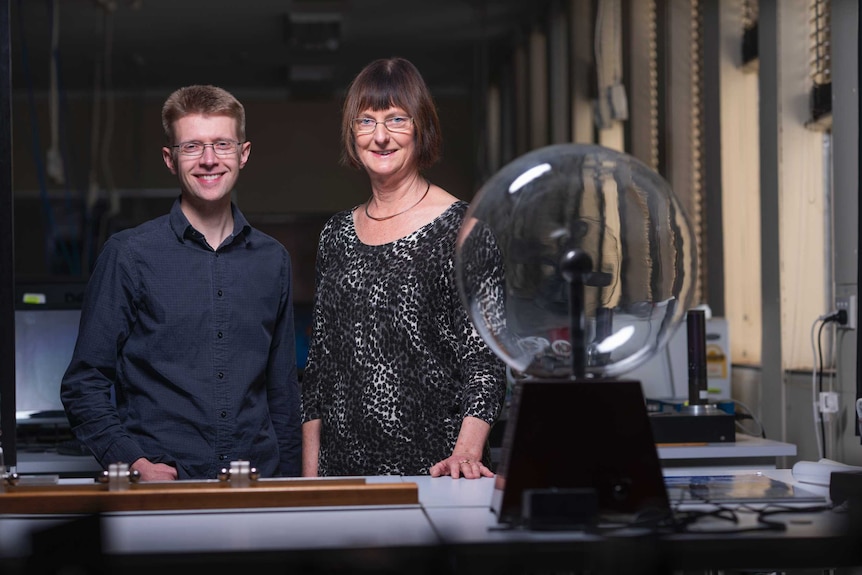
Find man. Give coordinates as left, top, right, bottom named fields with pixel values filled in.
left=61, top=85, right=301, bottom=480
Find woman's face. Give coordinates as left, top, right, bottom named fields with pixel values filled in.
left=352, top=106, right=417, bottom=179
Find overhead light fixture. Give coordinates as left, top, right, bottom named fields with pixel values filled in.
left=289, top=64, right=335, bottom=83
left=284, top=2, right=343, bottom=53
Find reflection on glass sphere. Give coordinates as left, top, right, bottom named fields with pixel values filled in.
left=455, top=143, right=697, bottom=380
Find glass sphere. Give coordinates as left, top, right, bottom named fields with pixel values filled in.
left=455, top=143, right=697, bottom=379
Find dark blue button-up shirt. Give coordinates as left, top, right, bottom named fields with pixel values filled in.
left=61, top=198, right=301, bottom=479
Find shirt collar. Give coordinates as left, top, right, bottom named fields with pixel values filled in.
left=169, top=196, right=252, bottom=246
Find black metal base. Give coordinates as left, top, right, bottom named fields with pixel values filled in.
left=649, top=410, right=736, bottom=443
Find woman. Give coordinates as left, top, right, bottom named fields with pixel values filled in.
left=300, top=57, right=506, bottom=479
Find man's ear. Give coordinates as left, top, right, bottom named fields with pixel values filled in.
left=239, top=140, right=251, bottom=169
left=162, top=147, right=177, bottom=175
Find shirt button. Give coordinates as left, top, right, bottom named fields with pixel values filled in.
left=221, top=411, right=227, bottom=418
left=217, top=331, right=223, bottom=339
left=217, top=289, right=223, bottom=297
left=217, top=372, right=224, bottom=379
left=219, top=455, right=226, bottom=461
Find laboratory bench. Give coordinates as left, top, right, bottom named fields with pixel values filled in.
left=11, top=432, right=797, bottom=481
left=656, top=433, right=797, bottom=468
left=0, top=467, right=859, bottom=574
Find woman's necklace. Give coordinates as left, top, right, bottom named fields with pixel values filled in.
left=364, top=180, right=431, bottom=222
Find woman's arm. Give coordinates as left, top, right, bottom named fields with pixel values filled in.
left=429, top=416, right=494, bottom=479
left=302, top=419, right=322, bottom=477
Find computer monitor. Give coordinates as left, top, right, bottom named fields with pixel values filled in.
left=14, top=281, right=86, bottom=425
left=15, top=283, right=315, bottom=420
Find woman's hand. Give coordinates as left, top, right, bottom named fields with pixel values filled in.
left=430, top=454, right=494, bottom=479
left=430, top=416, right=495, bottom=478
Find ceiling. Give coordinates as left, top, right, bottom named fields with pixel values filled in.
left=10, top=0, right=531, bottom=98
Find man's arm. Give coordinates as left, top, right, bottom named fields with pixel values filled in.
left=60, top=237, right=147, bottom=470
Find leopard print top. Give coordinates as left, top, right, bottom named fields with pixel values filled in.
left=301, top=201, right=506, bottom=476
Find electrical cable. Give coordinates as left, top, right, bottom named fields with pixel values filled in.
left=86, top=53, right=102, bottom=272
left=15, top=0, right=76, bottom=274
left=48, top=0, right=83, bottom=276
left=811, top=315, right=826, bottom=460
left=96, top=5, right=119, bottom=250
left=46, top=0, right=64, bottom=185
left=55, top=42, right=85, bottom=276
left=810, top=311, right=841, bottom=460
left=100, top=5, right=116, bottom=207
left=731, top=398, right=766, bottom=438
left=816, top=319, right=829, bottom=458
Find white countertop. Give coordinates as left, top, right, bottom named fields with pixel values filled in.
left=656, top=434, right=797, bottom=459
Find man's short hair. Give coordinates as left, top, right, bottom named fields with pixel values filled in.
left=161, top=85, right=246, bottom=144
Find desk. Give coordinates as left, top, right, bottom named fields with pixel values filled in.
left=13, top=452, right=102, bottom=477
left=424, top=469, right=857, bottom=573
left=0, top=471, right=858, bottom=574
left=492, top=434, right=797, bottom=472
left=657, top=434, right=797, bottom=468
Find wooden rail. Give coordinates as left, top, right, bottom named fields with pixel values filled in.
left=0, top=477, right=419, bottom=514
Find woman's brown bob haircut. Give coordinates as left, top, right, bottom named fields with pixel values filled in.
left=341, top=58, right=442, bottom=170
left=161, top=85, right=247, bottom=145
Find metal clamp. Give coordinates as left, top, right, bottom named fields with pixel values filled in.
left=98, top=462, right=141, bottom=491
left=217, top=460, right=259, bottom=487
left=0, top=472, right=19, bottom=491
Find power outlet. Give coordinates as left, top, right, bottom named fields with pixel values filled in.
left=819, top=391, right=840, bottom=413
left=836, top=295, right=857, bottom=330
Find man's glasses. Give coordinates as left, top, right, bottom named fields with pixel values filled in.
left=351, top=116, right=414, bottom=135
left=170, top=140, right=243, bottom=157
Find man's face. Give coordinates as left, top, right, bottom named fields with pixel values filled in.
left=161, top=114, right=250, bottom=205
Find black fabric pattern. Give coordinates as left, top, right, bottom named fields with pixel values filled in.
left=301, top=201, right=506, bottom=476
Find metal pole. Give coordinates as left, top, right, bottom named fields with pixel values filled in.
left=686, top=308, right=708, bottom=406
left=0, top=0, right=17, bottom=472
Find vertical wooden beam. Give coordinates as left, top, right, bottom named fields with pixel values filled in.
left=548, top=0, right=571, bottom=145
left=831, top=0, right=860, bottom=450
left=701, top=0, right=724, bottom=316
left=757, top=0, right=785, bottom=447
left=569, top=0, right=593, bottom=144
